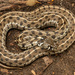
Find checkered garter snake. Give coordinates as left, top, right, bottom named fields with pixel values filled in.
left=0, top=5, right=75, bottom=68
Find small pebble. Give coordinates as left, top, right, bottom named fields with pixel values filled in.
left=72, top=3, right=74, bottom=7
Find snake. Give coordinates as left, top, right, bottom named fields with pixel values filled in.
left=0, top=5, right=75, bottom=68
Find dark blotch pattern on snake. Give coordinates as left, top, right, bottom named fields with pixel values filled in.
left=0, top=5, right=75, bottom=67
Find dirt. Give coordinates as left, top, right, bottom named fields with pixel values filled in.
left=0, top=0, right=75, bottom=75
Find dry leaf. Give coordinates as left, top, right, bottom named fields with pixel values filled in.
left=42, top=56, right=53, bottom=66
left=31, top=70, right=36, bottom=75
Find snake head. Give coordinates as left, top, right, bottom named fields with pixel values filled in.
left=40, top=37, right=58, bottom=52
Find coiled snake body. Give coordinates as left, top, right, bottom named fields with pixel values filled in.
left=0, top=5, right=75, bottom=67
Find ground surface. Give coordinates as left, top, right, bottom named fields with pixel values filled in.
left=0, top=0, right=75, bottom=75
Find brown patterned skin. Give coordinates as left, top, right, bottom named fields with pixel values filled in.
left=0, top=5, right=75, bottom=68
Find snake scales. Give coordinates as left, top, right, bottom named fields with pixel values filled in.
left=0, top=5, right=75, bottom=67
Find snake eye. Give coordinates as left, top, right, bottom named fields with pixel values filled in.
left=22, top=44, right=25, bottom=48
left=50, top=46, right=53, bottom=50
left=48, top=46, right=53, bottom=50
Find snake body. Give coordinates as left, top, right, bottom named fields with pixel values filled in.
left=0, top=5, right=75, bottom=67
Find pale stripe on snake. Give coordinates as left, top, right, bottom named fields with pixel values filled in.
left=0, top=5, right=75, bottom=67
